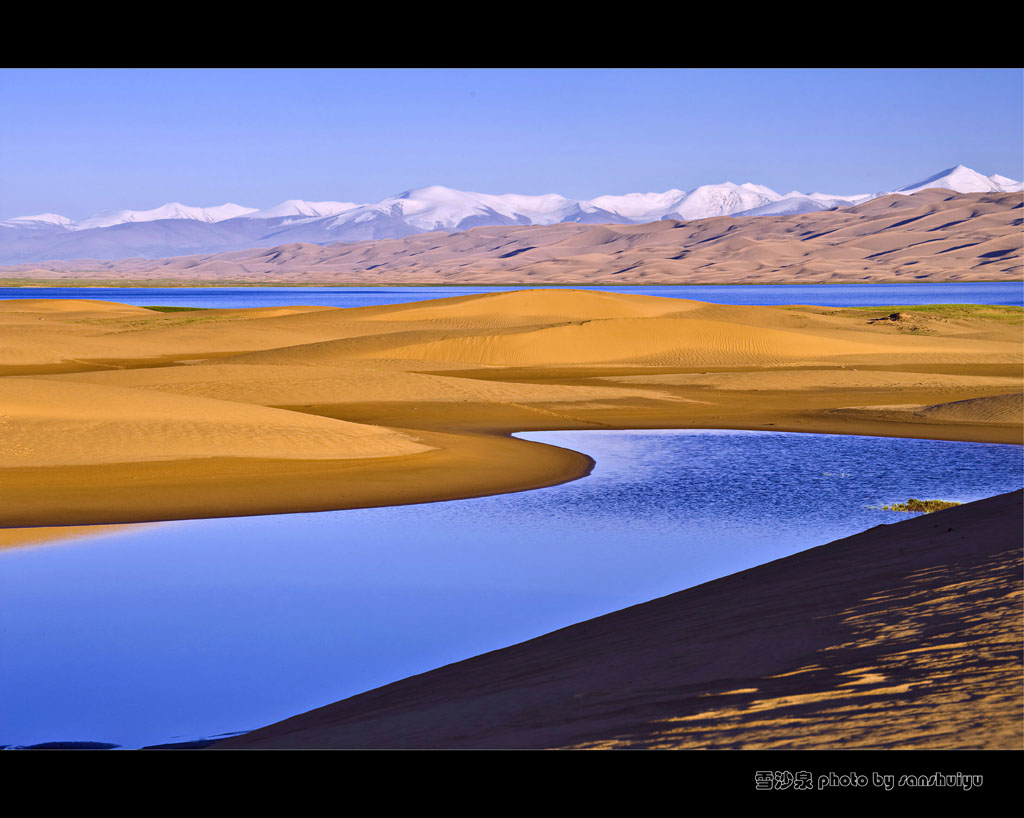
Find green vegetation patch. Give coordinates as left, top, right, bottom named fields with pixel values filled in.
left=811, top=304, right=1022, bottom=323
left=881, top=498, right=962, bottom=513
left=140, top=305, right=208, bottom=312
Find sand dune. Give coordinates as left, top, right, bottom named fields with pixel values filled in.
left=339, top=316, right=1018, bottom=368
left=596, top=369, right=1024, bottom=392
left=0, top=298, right=154, bottom=314
left=28, top=362, right=676, bottom=409
left=345, top=287, right=703, bottom=322
left=915, top=392, right=1023, bottom=423
left=0, top=289, right=1020, bottom=527
left=2, top=378, right=432, bottom=467
left=218, top=490, right=1023, bottom=749
left=1, top=190, right=1019, bottom=285
left=829, top=393, right=1024, bottom=428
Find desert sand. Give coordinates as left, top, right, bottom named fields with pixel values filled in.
left=1, top=189, right=1020, bottom=286
left=1, top=289, right=1021, bottom=528
left=218, top=489, right=1023, bottom=749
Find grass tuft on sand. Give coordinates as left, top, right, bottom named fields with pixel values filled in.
left=140, top=305, right=208, bottom=312
left=808, top=304, right=1023, bottom=323
left=882, top=498, right=963, bottom=513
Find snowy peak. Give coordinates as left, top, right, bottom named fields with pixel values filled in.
left=897, top=164, right=1019, bottom=195
left=586, top=189, right=688, bottom=222
left=490, top=192, right=578, bottom=225
left=242, top=200, right=358, bottom=220
left=398, top=184, right=467, bottom=201
left=204, top=203, right=260, bottom=222
left=390, top=186, right=489, bottom=223
left=667, top=182, right=783, bottom=221
left=76, top=202, right=259, bottom=230
left=1, top=212, right=78, bottom=228
left=738, top=182, right=782, bottom=199
left=327, top=186, right=575, bottom=233
left=987, top=174, right=1024, bottom=192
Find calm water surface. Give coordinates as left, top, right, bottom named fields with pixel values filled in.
left=1, top=430, right=1020, bottom=749
left=1, top=281, right=1022, bottom=309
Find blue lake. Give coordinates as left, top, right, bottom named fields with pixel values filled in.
left=0, top=429, right=1020, bottom=749
left=1, top=281, right=1022, bottom=309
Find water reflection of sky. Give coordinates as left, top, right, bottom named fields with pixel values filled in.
left=1, top=430, right=1021, bottom=748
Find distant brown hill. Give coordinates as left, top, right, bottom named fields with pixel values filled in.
left=2, top=189, right=1020, bottom=285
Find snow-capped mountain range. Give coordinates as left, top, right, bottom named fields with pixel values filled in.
left=1, top=165, right=1019, bottom=264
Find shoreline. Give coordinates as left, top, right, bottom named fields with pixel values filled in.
left=2, top=417, right=1020, bottom=531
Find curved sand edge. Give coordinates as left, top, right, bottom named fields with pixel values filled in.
left=1, top=405, right=1019, bottom=528
left=0, top=428, right=596, bottom=528
left=217, top=489, right=1024, bottom=750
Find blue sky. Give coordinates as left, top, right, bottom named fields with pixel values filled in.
left=1, top=68, right=1021, bottom=220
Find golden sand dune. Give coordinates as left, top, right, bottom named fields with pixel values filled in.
left=343, top=287, right=702, bottom=323
left=157, top=293, right=1021, bottom=371
left=916, top=392, right=1024, bottom=423
left=2, top=190, right=1018, bottom=285
left=219, top=490, right=1023, bottom=749
left=0, top=302, right=405, bottom=367
left=28, top=361, right=679, bottom=408
left=596, top=369, right=1024, bottom=392
left=343, top=315, right=1017, bottom=368
left=0, top=298, right=154, bottom=314
left=0, top=289, right=1020, bottom=527
left=831, top=393, right=1024, bottom=428
left=2, top=377, right=431, bottom=467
